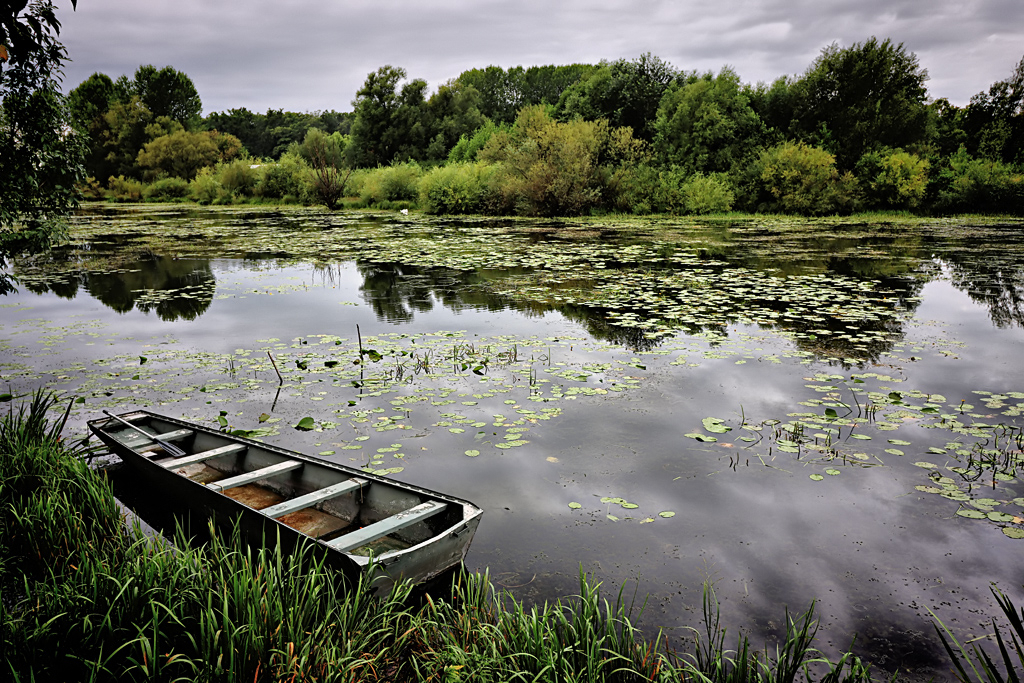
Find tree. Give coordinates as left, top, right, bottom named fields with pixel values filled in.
left=115, top=64, right=202, bottom=127
left=99, top=95, right=155, bottom=179
left=68, top=72, right=118, bottom=180
left=455, top=66, right=523, bottom=125
left=67, top=71, right=115, bottom=129
left=425, top=79, right=485, bottom=160
left=456, top=64, right=596, bottom=125
left=556, top=53, right=679, bottom=141
left=1, top=0, right=84, bottom=294
left=745, top=75, right=798, bottom=142
left=962, top=54, right=1024, bottom=164
left=790, top=37, right=930, bottom=169
left=654, top=67, right=766, bottom=175
left=137, top=129, right=242, bottom=180
left=298, top=128, right=350, bottom=209
left=347, top=65, right=432, bottom=167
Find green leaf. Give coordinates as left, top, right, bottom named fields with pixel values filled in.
left=258, top=412, right=271, bottom=423
left=658, top=511, right=675, bottom=518
left=702, top=417, right=731, bottom=433
left=809, top=474, right=824, bottom=481
left=139, top=356, right=147, bottom=365
left=294, top=417, right=315, bottom=431
left=568, top=502, right=582, bottom=509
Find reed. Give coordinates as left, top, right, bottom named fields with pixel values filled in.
left=933, top=586, right=1024, bottom=683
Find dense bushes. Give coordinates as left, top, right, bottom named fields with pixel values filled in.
left=419, top=162, right=490, bottom=214
left=358, top=162, right=423, bottom=207
left=748, top=141, right=861, bottom=215
left=856, top=149, right=929, bottom=209
left=87, top=131, right=1022, bottom=217
left=931, top=148, right=1024, bottom=213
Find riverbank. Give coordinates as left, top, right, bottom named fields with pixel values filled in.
left=0, top=392, right=892, bottom=681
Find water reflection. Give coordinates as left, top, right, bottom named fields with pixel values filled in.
left=20, top=254, right=215, bottom=321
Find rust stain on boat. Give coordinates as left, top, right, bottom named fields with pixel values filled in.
left=223, top=484, right=284, bottom=509
left=278, top=508, right=349, bottom=538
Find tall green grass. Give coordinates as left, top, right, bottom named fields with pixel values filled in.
left=933, top=586, right=1024, bottom=683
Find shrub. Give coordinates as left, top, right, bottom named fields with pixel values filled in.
left=419, top=163, right=488, bottom=214
left=77, top=177, right=106, bottom=201
left=608, top=164, right=691, bottom=214
left=143, top=176, right=191, bottom=201
left=360, top=162, right=423, bottom=206
left=931, top=147, right=1024, bottom=214
left=256, top=152, right=311, bottom=201
left=682, top=173, right=735, bottom=214
left=106, top=175, right=144, bottom=202
left=218, top=158, right=260, bottom=197
left=856, top=149, right=929, bottom=209
left=479, top=105, right=646, bottom=216
left=188, top=167, right=224, bottom=205
left=751, top=141, right=861, bottom=215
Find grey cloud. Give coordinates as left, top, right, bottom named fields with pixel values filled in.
left=57, top=0, right=1022, bottom=113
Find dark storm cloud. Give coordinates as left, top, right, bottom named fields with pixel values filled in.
left=57, top=0, right=1022, bottom=113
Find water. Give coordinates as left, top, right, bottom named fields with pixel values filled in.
left=4, top=205, right=1024, bottom=678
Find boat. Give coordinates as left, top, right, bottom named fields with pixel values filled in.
left=88, top=410, right=482, bottom=592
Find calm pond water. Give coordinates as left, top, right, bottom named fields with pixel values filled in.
left=4, top=205, right=1024, bottom=678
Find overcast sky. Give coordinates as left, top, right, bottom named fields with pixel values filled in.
left=56, top=0, right=1023, bottom=115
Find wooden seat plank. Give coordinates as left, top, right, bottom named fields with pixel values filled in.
left=326, top=501, right=446, bottom=552
left=208, top=460, right=302, bottom=492
left=261, top=478, right=369, bottom=519
left=163, top=443, right=247, bottom=468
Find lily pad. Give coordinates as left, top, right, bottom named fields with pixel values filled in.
left=568, top=502, right=582, bottom=509
left=988, top=511, right=1015, bottom=523
left=294, top=417, right=315, bottom=431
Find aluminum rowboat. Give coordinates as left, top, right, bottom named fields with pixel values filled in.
left=88, top=410, right=482, bottom=591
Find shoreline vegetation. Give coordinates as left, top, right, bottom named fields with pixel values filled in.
left=1, top=393, right=1022, bottom=682
left=65, top=41, right=1024, bottom=219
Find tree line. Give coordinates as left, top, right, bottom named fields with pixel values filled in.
left=62, top=39, right=1024, bottom=216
